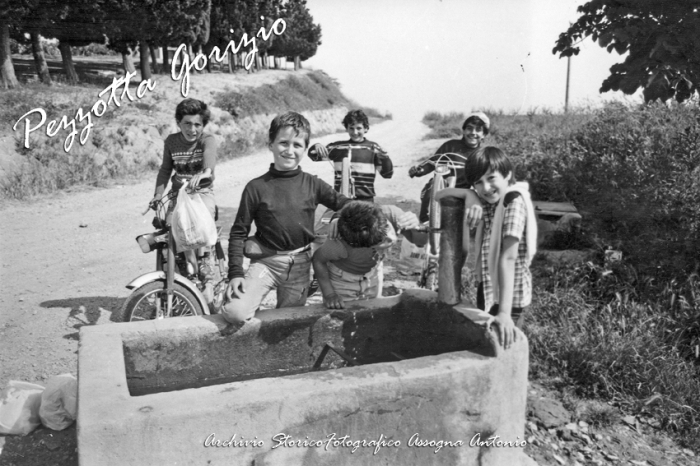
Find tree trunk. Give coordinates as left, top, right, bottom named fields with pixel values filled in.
left=58, top=42, right=79, bottom=84
left=149, top=44, right=159, bottom=74
left=227, top=48, right=234, bottom=73
left=255, top=55, right=262, bottom=71
left=241, top=52, right=249, bottom=73
left=294, top=55, right=300, bottom=71
left=122, top=47, right=136, bottom=75
left=30, top=32, right=52, bottom=85
left=161, top=45, right=168, bottom=72
left=274, top=56, right=280, bottom=69
left=0, top=21, right=19, bottom=89
left=138, top=41, right=151, bottom=80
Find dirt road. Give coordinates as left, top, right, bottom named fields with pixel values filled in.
left=0, top=117, right=434, bottom=388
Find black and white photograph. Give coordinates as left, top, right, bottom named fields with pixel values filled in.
left=0, top=0, right=699, bottom=465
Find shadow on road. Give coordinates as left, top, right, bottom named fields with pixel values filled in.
left=41, top=296, right=126, bottom=340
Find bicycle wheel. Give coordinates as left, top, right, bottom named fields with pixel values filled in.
left=118, top=281, right=204, bottom=322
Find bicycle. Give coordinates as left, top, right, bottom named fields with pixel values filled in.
left=117, top=184, right=228, bottom=321
left=313, top=143, right=365, bottom=238
left=410, top=153, right=461, bottom=291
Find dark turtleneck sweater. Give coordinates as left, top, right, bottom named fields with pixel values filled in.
left=228, top=164, right=350, bottom=279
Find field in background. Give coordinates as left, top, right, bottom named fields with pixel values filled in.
left=422, top=104, right=700, bottom=450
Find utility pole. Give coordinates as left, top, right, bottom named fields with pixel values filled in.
left=565, top=21, right=572, bottom=113
left=565, top=54, right=571, bottom=113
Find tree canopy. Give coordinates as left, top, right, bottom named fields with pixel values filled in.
left=3, top=0, right=323, bottom=85
left=270, top=0, right=320, bottom=62
left=553, top=0, right=700, bottom=103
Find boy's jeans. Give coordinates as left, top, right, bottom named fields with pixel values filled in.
left=328, top=262, right=383, bottom=301
left=223, top=251, right=312, bottom=323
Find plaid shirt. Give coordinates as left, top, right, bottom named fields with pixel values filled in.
left=480, top=192, right=532, bottom=311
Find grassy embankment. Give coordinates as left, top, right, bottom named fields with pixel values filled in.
left=0, top=69, right=388, bottom=201
left=423, top=104, right=700, bottom=450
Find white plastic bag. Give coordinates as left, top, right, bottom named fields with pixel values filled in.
left=396, top=237, right=427, bottom=276
left=171, top=185, right=217, bottom=252
left=0, top=381, right=45, bottom=435
left=39, top=374, right=77, bottom=431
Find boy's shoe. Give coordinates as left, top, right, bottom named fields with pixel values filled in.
left=307, top=277, right=320, bottom=297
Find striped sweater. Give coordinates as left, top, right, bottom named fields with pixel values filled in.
left=309, top=138, right=393, bottom=199
left=155, top=132, right=217, bottom=196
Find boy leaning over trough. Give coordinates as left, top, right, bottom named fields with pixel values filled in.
left=222, top=112, right=352, bottom=324
left=312, top=201, right=420, bottom=309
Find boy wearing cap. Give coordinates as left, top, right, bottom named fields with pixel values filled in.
left=409, top=112, right=490, bottom=222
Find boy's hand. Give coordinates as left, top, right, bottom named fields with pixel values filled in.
left=396, top=211, right=420, bottom=231
left=491, top=314, right=517, bottom=349
left=149, top=195, right=161, bottom=210
left=226, top=278, right=246, bottom=299
left=189, top=170, right=212, bottom=190
left=323, top=293, right=344, bottom=309
left=408, top=166, right=421, bottom=178
left=464, top=204, right=483, bottom=229
left=312, top=143, right=329, bottom=159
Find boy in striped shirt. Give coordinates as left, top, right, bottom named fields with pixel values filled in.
left=309, top=110, right=393, bottom=203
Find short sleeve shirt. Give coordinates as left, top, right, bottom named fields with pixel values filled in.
left=480, top=192, right=532, bottom=310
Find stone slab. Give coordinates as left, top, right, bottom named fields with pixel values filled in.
left=78, top=290, right=531, bottom=465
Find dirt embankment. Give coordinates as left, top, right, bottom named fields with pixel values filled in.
left=0, top=69, right=351, bottom=198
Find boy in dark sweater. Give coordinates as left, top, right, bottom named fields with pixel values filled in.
left=408, top=112, right=490, bottom=222
left=308, top=110, right=393, bottom=203
left=223, top=112, right=351, bottom=324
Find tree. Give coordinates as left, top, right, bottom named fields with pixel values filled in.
left=30, top=31, right=51, bottom=85
left=15, top=0, right=62, bottom=85
left=137, top=0, right=211, bottom=76
left=36, top=0, right=107, bottom=84
left=270, top=0, right=321, bottom=70
left=0, top=1, right=30, bottom=88
left=553, top=0, right=700, bottom=103
left=0, top=20, right=19, bottom=88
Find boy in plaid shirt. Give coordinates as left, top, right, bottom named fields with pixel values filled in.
left=438, top=146, right=537, bottom=349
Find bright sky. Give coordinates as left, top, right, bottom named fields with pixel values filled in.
left=304, top=0, right=631, bottom=120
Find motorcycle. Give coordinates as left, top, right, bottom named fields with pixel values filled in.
left=117, top=184, right=228, bottom=321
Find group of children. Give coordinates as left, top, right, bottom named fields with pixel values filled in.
left=154, top=99, right=536, bottom=348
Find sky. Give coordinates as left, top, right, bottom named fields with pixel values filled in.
left=304, top=0, right=633, bottom=120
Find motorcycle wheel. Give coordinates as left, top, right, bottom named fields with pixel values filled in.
left=118, top=281, right=204, bottom=322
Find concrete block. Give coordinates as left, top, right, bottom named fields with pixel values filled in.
left=78, top=290, right=530, bottom=465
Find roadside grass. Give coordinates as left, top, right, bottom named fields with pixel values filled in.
left=214, top=70, right=353, bottom=118
left=214, top=69, right=390, bottom=121
left=424, top=104, right=700, bottom=450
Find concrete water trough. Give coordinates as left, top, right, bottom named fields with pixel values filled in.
left=77, top=197, right=531, bottom=466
